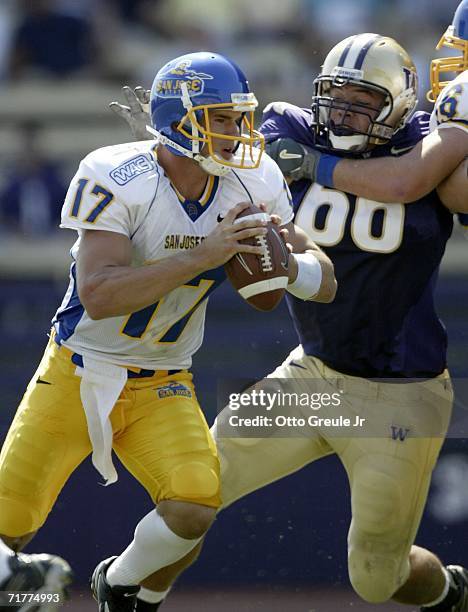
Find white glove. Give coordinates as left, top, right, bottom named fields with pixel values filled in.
left=109, top=85, right=151, bottom=141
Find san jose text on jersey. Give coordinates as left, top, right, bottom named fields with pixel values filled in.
left=53, top=141, right=293, bottom=370
left=261, top=103, right=453, bottom=378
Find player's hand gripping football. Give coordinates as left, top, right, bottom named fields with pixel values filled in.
left=109, top=86, right=151, bottom=141
left=197, top=202, right=270, bottom=268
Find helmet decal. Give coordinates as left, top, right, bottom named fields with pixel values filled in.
left=155, top=60, right=214, bottom=98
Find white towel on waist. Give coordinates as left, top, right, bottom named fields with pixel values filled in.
left=75, top=356, right=128, bottom=485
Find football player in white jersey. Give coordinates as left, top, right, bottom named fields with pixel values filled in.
left=427, top=0, right=468, bottom=222
left=0, top=52, right=335, bottom=612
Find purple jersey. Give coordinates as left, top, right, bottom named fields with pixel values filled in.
left=261, top=103, right=453, bottom=378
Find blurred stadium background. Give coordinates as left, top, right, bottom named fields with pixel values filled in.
left=0, top=0, right=467, bottom=610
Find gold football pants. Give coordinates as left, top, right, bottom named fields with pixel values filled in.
left=0, top=336, right=221, bottom=537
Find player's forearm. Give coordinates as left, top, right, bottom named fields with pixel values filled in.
left=332, top=155, right=410, bottom=202
left=79, top=250, right=209, bottom=320
left=309, top=249, right=337, bottom=303
left=437, top=158, right=468, bottom=212
left=331, top=129, right=467, bottom=203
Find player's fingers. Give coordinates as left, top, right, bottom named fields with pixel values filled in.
left=224, top=201, right=252, bottom=224
left=279, top=228, right=289, bottom=242
left=123, top=85, right=141, bottom=112
left=270, top=214, right=282, bottom=225
left=233, top=227, right=267, bottom=241
left=135, top=86, right=150, bottom=104
left=232, top=217, right=267, bottom=231
left=236, top=244, right=266, bottom=255
left=258, top=203, right=267, bottom=211
left=109, top=102, right=131, bottom=119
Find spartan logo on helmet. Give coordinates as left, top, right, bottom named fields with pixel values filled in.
left=156, top=60, right=214, bottom=98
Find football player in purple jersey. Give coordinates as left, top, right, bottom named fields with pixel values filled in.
left=110, top=13, right=467, bottom=610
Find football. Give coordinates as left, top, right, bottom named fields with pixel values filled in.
left=224, top=203, right=290, bottom=311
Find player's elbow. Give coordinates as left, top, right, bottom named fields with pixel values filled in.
left=80, top=296, right=107, bottom=320
left=78, top=280, right=110, bottom=320
left=391, top=176, right=428, bottom=203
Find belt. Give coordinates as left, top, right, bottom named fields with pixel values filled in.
left=70, top=352, right=181, bottom=379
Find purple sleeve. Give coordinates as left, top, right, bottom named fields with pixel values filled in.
left=260, top=103, right=316, bottom=148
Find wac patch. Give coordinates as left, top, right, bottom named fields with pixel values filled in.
left=156, top=382, right=193, bottom=400
left=109, top=154, right=155, bottom=186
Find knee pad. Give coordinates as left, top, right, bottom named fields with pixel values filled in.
left=169, top=461, right=219, bottom=500
left=0, top=424, right=65, bottom=535
left=348, top=462, right=411, bottom=602
left=0, top=497, right=38, bottom=537
left=348, top=547, right=410, bottom=603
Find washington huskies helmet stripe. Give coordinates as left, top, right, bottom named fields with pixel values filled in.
left=337, top=38, right=354, bottom=67
left=338, top=34, right=382, bottom=70
left=354, top=35, right=383, bottom=69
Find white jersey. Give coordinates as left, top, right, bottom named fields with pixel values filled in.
left=53, top=141, right=293, bottom=370
left=429, top=70, right=468, bottom=135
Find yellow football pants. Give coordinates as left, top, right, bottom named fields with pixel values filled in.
left=0, top=336, right=221, bottom=537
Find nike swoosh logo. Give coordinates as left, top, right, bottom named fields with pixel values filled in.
left=37, top=377, right=52, bottom=385
left=217, top=214, right=224, bottom=223
left=235, top=253, right=254, bottom=275
left=279, top=149, right=302, bottom=160
left=289, top=361, right=308, bottom=370
left=271, top=228, right=289, bottom=270
left=390, top=145, right=413, bottom=156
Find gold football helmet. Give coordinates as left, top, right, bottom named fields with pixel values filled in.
left=312, top=34, right=418, bottom=154
left=428, top=0, right=468, bottom=102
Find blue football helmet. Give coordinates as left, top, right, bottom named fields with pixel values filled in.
left=428, top=0, right=468, bottom=101
left=148, top=52, right=264, bottom=176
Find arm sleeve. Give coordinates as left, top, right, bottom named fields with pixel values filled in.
left=60, top=154, right=132, bottom=236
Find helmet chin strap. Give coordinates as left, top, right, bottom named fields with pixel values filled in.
left=196, top=155, right=231, bottom=176
left=146, top=125, right=230, bottom=176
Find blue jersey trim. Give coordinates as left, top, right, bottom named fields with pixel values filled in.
left=172, top=175, right=220, bottom=222
left=53, top=263, right=84, bottom=344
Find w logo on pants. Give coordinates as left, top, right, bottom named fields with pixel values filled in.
left=391, top=426, right=410, bottom=441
